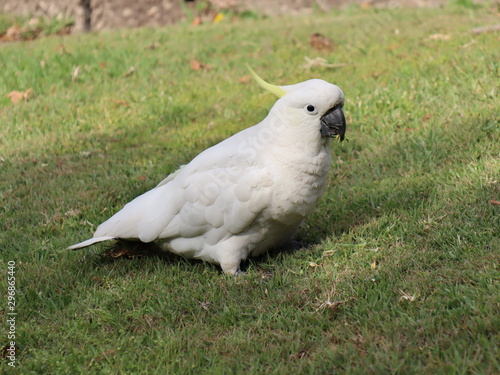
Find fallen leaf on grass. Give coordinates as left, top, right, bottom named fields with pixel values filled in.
left=0, top=25, right=21, bottom=42
left=239, top=75, right=251, bottom=83
left=112, top=100, right=130, bottom=107
left=6, top=24, right=21, bottom=37
left=7, top=88, right=33, bottom=104
left=124, top=66, right=136, bottom=76
left=190, top=59, right=211, bottom=71
left=310, top=32, right=335, bottom=52
left=72, top=66, right=81, bottom=82
left=191, top=16, right=202, bottom=26
left=213, top=13, right=225, bottom=23
left=190, top=59, right=201, bottom=71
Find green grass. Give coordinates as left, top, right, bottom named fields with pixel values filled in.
left=1, top=4, right=499, bottom=374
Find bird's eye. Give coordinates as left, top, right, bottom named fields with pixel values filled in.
left=305, top=105, right=317, bottom=114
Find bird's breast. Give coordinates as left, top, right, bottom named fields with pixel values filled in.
left=268, top=146, right=332, bottom=222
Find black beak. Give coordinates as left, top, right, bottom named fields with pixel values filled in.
left=320, top=105, right=346, bottom=141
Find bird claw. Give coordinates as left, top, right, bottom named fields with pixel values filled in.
left=234, top=269, right=246, bottom=277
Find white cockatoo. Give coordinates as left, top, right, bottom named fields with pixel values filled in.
left=69, top=67, right=346, bottom=275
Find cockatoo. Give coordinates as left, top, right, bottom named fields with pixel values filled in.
left=69, top=67, right=346, bottom=275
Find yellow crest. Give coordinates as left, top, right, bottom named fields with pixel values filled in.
left=246, top=65, right=287, bottom=98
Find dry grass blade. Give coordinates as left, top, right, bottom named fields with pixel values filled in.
left=317, top=284, right=354, bottom=312
left=302, top=57, right=346, bottom=70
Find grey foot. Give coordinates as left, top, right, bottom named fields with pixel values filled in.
left=234, top=269, right=246, bottom=277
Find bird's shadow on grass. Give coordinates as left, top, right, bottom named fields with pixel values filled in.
left=90, top=239, right=310, bottom=275
left=95, top=239, right=186, bottom=265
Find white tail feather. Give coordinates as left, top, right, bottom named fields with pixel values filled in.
left=67, top=236, right=115, bottom=250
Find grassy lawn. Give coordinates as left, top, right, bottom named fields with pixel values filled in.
left=1, top=3, right=499, bottom=374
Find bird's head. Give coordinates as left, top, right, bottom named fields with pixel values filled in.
left=248, top=66, right=346, bottom=142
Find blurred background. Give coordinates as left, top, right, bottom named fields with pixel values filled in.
left=1, top=0, right=449, bottom=33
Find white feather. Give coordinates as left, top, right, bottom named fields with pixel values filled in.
left=67, top=236, right=115, bottom=249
